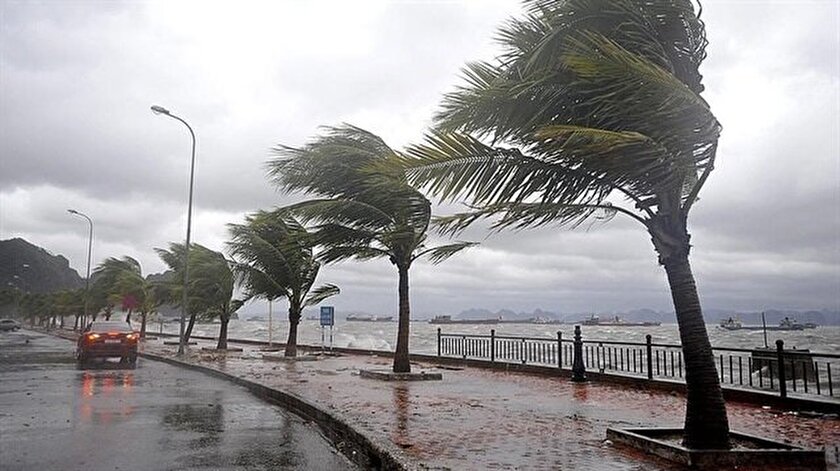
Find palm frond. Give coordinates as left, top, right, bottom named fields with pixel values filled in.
left=405, top=131, right=613, bottom=208
left=414, top=242, right=478, bottom=264
left=303, top=284, right=340, bottom=307
left=317, top=246, right=392, bottom=265
left=433, top=201, right=622, bottom=237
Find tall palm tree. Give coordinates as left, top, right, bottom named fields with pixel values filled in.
left=227, top=210, right=339, bottom=356
left=183, top=246, right=244, bottom=350
left=155, top=242, right=241, bottom=344
left=401, top=0, right=727, bottom=449
left=268, top=125, right=475, bottom=372
left=53, top=289, right=83, bottom=329
left=90, top=275, right=117, bottom=321
left=93, top=257, right=161, bottom=338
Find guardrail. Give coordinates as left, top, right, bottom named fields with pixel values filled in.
left=437, top=327, right=839, bottom=402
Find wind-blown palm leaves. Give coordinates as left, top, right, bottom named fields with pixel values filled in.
left=184, top=247, right=243, bottom=350
left=92, top=256, right=162, bottom=338
left=268, top=125, right=476, bottom=372
left=401, top=0, right=727, bottom=449
left=155, top=243, right=242, bottom=345
left=53, top=289, right=84, bottom=329
left=227, top=210, right=339, bottom=356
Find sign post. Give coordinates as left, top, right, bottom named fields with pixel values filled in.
left=320, top=306, right=335, bottom=351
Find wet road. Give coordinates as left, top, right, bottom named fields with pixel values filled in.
left=0, top=330, right=355, bottom=470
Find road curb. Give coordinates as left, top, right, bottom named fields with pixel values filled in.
left=140, top=351, right=408, bottom=471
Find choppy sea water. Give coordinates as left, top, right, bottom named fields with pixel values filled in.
left=150, top=318, right=840, bottom=355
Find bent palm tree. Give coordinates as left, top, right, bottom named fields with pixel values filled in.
left=227, top=210, right=339, bottom=357
left=402, top=0, right=727, bottom=449
left=93, top=256, right=161, bottom=338
left=185, top=247, right=244, bottom=350
left=155, top=242, right=227, bottom=343
left=268, top=125, right=475, bottom=372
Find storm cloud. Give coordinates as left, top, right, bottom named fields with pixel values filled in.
left=2, top=0, right=838, bottom=316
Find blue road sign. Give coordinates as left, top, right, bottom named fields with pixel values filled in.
left=320, top=306, right=335, bottom=327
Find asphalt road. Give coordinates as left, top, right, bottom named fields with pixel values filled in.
left=0, top=330, right=356, bottom=470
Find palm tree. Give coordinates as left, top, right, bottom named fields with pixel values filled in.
left=268, top=125, right=475, bottom=372
left=52, top=290, right=80, bottom=329
left=227, top=210, right=340, bottom=357
left=90, top=275, right=117, bottom=321
left=400, top=0, right=727, bottom=449
left=155, top=242, right=242, bottom=345
left=183, top=246, right=244, bottom=350
left=93, top=257, right=161, bottom=338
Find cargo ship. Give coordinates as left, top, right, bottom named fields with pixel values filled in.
left=428, top=315, right=499, bottom=325
left=581, top=315, right=661, bottom=327
left=346, top=315, right=393, bottom=322
left=719, top=316, right=806, bottom=331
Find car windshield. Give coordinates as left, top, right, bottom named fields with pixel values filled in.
left=89, top=322, right=133, bottom=332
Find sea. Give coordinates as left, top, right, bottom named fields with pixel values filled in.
left=150, top=317, right=840, bottom=355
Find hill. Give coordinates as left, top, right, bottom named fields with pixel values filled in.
left=0, top=238, right=84, bottom=293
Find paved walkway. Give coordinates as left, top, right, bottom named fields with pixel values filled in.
left=139, top=337, right=839, bottom=471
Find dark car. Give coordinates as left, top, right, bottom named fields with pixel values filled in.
left=0, top=319, right=21, bottom=331
left=76, top=321, right=138, bottom=367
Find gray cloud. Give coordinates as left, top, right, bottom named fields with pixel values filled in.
left=2, top=0, right=838, bottom=316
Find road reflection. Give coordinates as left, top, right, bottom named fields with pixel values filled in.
left=392, top=384, right=411, bottom=448
left=161, top=390, right=225, bottom=449
left=77, top=370, right=136, bottom=424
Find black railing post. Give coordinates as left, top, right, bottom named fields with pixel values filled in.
left=490, top=329, right=496, bottom=363
left=646, top=334, right=653, bottom=380
left=557, top=331, right=562, bottom=369
left=437, top=328, right=441, bottom=357
left=776, top=339, right=787, bottom=398
left=572, top=325, right=586, bottom=382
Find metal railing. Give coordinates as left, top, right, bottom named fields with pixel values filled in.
left=437, top=328, right=839, bottom=401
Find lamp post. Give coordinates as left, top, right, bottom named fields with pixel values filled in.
left=67, top=209, right=93, bottom=330
left=151, top=104, right=196, bottom=356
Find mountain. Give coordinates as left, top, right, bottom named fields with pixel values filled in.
left=0, top=238, right=84, bottom=293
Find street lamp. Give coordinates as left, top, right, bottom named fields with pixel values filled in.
left=67, top=209, right=93, bottom=330
left=151, top=104, right=196, bottom=356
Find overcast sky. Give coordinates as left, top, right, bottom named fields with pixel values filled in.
left=1, top=0, right=838, bottom=316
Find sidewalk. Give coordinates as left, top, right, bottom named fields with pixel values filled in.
left=141, top=337, right=840, bottom=470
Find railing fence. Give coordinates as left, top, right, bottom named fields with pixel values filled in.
left=437, top=327, right=838, bottom=402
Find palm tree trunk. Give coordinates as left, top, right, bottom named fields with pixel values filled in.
left=185, top=314, right=197, bottom=342
left=140, top=312, right=147, bottom=338
left=125, top=308, right=132, bottom=324
left=663, top=252, right=730, bottom=449
left=285, top=301, right=301, bottom=357
left=393, top=264, right=411, bottom=373
left=73, top=314, right=80, bottom=331
left=217, top=313, right=230, bottom=350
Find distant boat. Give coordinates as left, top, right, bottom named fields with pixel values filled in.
left=498, top=317, right=545, bottom=324
left=582, top=315, right=660, bottom=327
left=346, top=315, right=393, bottom=322
left=429, top=315, right=498, bottom=325
left=719, top=317, right=743, bottom=330
left=719, top=316, right=804, bottom=331
left=246, top=316, right=264, bottom=322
